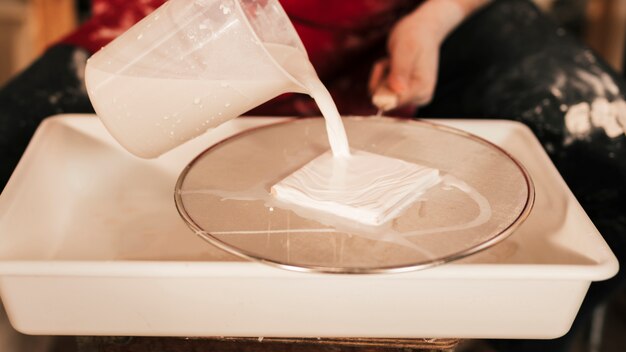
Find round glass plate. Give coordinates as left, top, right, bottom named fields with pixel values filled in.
left=175, top=117, right=534, bottom=273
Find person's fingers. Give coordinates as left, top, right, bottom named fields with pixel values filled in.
left=386, top=24, right=439, bottom=107
left=372, top=84, right=399, bottom=111
left=368, top=59, right=389, bottom=95
left=401, top=48, right=439, bottom=106
left=387, top=42, right=414, bottom=97
left=369, top=59, right=401, bottom=111
left=381, top=11, right=442, bottom=108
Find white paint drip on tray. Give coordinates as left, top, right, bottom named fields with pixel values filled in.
left=180, top=170, right=492, bottom=254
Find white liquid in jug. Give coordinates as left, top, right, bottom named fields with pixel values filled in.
left=87, top=66, right=291, bottom=157
left=85, top=43, right=350, bottom=158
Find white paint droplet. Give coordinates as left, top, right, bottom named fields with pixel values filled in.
left=219, top=3, right=231, bottom=14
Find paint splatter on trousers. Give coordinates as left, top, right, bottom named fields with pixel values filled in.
left=420, top=0, right=626, bottom=349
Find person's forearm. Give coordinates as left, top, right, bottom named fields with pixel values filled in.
left=408, top=0, right=491, bottom=42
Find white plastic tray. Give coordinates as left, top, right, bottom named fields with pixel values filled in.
left=0, top=115, right=618, bottom=339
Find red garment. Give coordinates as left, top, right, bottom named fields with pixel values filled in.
left=62, top=0, right=417, bottom=115
left=63, top=0, right=164, bottom=53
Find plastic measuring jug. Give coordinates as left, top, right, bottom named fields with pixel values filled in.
left=85, top=0, right=309, bottom=158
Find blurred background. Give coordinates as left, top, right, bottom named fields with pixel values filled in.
left=0, top=0, right=625, bottom=351
left=0, top=0, right=625, bottom=86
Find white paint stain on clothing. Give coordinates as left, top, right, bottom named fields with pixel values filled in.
left=565, top=102, right=591, bottom=136
left=591, top=98, right=623, bottom=138
left=613, top=99, right=626, bottom=130
left=565, top=98, right=626, bottom=141
left=553, top=67, right=625, bottom=141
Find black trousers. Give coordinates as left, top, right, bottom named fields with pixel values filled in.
left=421, top=0, right=626, bottom=350
left=0, top=0, right=623, bottom=349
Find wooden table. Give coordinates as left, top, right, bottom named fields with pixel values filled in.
left=69, top=337, right=460, bottom=352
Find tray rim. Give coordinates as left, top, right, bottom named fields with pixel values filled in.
left=0, top=260, right=616, bottom=280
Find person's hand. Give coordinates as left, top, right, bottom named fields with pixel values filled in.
left=369, top=18, right=441, bottom=109
left=370, top=0, right=490, bottom=111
